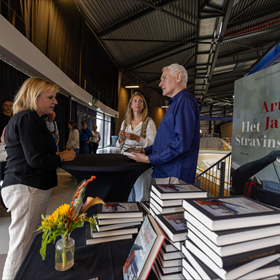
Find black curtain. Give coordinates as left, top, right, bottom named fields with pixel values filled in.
left=54, top=94, right=70, bottom=152
left=0, top=60, right=29, bottom=103
left=71, top=100, right=77, bottom=123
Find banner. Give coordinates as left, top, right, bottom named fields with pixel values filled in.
left=232, top=63, right=280, bottom=194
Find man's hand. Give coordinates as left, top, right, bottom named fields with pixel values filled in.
left=125, top=132, right=140, bottom=142
left=128, top=153, right=150, bottom=163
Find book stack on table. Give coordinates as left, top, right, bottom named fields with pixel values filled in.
left=140, top=201, right=150, bottom=216
left=86, top=202, right=143, bottom=245
left=149, top=183, right=207, bottom=217
left=181, top=196, right=280, bottom=279
left=149, top=183, right=207, bottom=280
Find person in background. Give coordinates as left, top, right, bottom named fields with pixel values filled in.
left=0, top=100, right=13, bottom=135
left=1, top=77, right=76, bottom=280
left=116, top=92, right=157, bottom=202
left=79, top=120, right=93, bottom=154
left=45, top=111, right=60, bottom=152
left=89, top=124, right=101, bottom=154
left=66, top=120, right=80, bottom=155
left=129, top=63, right=200, bottom=186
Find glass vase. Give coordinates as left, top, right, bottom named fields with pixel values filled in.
left=55, top=234, right=75, bottom=271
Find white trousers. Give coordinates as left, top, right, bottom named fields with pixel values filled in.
left=2, top=185, right=51, bottom=280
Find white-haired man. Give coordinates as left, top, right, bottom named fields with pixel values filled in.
left=129, top=63, right=200, bottom=185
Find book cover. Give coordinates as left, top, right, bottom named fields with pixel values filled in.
left=185, top=239, right=280, bottom=280
left=123, top=215, right=165, bottom=280
left=183, top=196, right=280, bottom=231
left=155, top=212, right=188, bottom=242
left=185, top=210, right=280, bottom=246
left=97, top=202, right=143, bottom=219
left=152, top=184, right=207, bottom=199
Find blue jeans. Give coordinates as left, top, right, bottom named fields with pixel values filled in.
left=73, top=148, right=79, bottom=155
left=80, top=143, right=90, bottom=154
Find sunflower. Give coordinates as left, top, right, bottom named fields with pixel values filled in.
left=42, top=204, right=70, bottom=225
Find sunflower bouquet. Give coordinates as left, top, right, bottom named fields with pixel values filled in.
left=37, top=176, right=105, bottom=265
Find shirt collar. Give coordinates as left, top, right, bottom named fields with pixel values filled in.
left=168, top=88, right=188, bottom=105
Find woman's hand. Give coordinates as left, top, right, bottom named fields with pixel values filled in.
left=118, top=130, right=126, bottom=143
left=60, top=150, right=76, bottom=162
left=125, top=132, right=140, bottom=142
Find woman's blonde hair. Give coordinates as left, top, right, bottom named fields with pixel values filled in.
left=13, top=77, right=60, bottom=114
left=125, top=92, right=148, bottom=125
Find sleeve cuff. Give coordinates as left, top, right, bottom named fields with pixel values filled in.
left=148, top=152, right=164, bottom=165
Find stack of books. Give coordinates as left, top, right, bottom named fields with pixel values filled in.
left=149, top=183, right=207, bottom=217
left=181, top=196, right=280, bottom=279
left=140, top=201, right=150, bottom=216
left=149, top=183, right=207, bottom=280
left=86, top=202, right=143, bottom=245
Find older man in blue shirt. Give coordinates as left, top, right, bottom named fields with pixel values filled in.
left=129, top=63, right=200, bottom=184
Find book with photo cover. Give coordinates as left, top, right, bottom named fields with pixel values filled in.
left=185, top=239, right=280, bottom=279
left=150, top=197, right=183, bottom=214
left=188, top=230, right=280, bottom=269
left=185, top=210, right=280, bottom=246
left=182, top=196, right=280, bottom=231
left=152, top=184, right=207, bottom=199
left=155, top=212, right=188, bottom=242
left=123, top=215, right=165, bottom=280
left=181, top=245, right=220, bottom=280
left=188, top=225, right=280, bottom=257
left=150, top=191, right=182, bottom=207
left=97, top=202, right=143, bottom=219
left=97, top=217, right=143, bottom=226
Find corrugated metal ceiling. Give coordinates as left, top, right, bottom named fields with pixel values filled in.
left=76, top=0, right=280, bottom=114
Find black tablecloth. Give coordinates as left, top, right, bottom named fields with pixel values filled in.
left=15, top=225, right=156, bottom=280
left=61, top=154, right=152, bottom=216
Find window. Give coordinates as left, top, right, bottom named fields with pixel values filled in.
left=96, top=113, right=104, bottom=148
left=104, top=116, right=111, bottom=147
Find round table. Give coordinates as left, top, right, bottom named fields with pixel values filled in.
left=61, top=154, right=152, bottom=215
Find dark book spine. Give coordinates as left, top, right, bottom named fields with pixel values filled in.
left=221, top=244, right=280, bottom=269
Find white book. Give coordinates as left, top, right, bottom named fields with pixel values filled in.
left=92, top=227, right=138, bottom=238
left=150, top=197, right=183, bottom=214
left=159, top=247, right=184, bottom=260
left=86, top=234, right=133, bottom=245
left=185, top=211, right=280, bottom=246
left=150, top=191, right=182, bottom=207
left=153, top=259, right=184, bottom=280
left=182, top=258, right=201, bottom=280
left=185, top=240, right=280, bottom=280
left=98, top=217, right=143, bottom=225
left=155, top=258, right=181, bottom=274
left=158, top=252, right=182, bottom=268
left=162, top=239, right=180, bottom=252
left=182, top=267, right=193, bottom=280
left=98, top=222, right=141, bottom=232
left=150, top=203, right=161, bottom=215
left=188, top=226, right=280, bottom=257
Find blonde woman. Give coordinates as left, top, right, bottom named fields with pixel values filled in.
left=117, top=92, right=157, bottom=201
left=1, top=77, right=76, bottom=280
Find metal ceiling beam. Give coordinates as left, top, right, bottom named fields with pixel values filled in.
left=231, top=41, right=259, bottom=51
left=97, top=0, right=176, bottom=37
left=206, top=90, right=234, bottom=97
left=228, top=0, right=259, bottom=24
left=127, top=45, right=195, bottom=72
left=101, top=38, right=212, bottom=44
left=227, top=7, right=280, bottom=29
left=223, top=25, right=280, bottom=43
left=137, top=0, right=196, bottom=27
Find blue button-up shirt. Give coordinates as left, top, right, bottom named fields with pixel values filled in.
left=145, top=88, right=200, bottom=183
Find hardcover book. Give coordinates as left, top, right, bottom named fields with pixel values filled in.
left=91, top=226, right=139, bottom=238
left=140, top=201, right=150, bottom=215
left=182, top=196, right=280, bottom=231
left=182, top=258, right=201, bottom=280
left=162, top=239, right=180, bottom=252
left=185, top=239, right=280, bottom=279
left=182, top=267, right=193, bottom=280
left=188, top=226, right=280, bottom=257
left=157, top=252, right=182, bottom=268
left=155, top=258, right=181, bottom=274
left=97, top=222, right=141, bottom=232
left=97, top=202, right=143, bottom=219
left=150, top=197, right=183, bottom=214
left=150, top=191, right=182, bottom=207
left=153, top=259, right=184, bottom=280
left=155, top=212, right=188, bottom=242
left=97, top=217, right=143, bottom=226
left=181, top=245, right=220, bottom=280
left=188, top=230, right=280, bottom=268
left=185, top=210, right=280, bottom=246
left=152, top=184, right=207, bottom=199
left=123, top=215, right=165, bottom=280
left=159, top=247, right=184, bottom=260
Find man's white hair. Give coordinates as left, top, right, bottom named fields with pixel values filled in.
left=162, top=63, right=188, bottom=86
